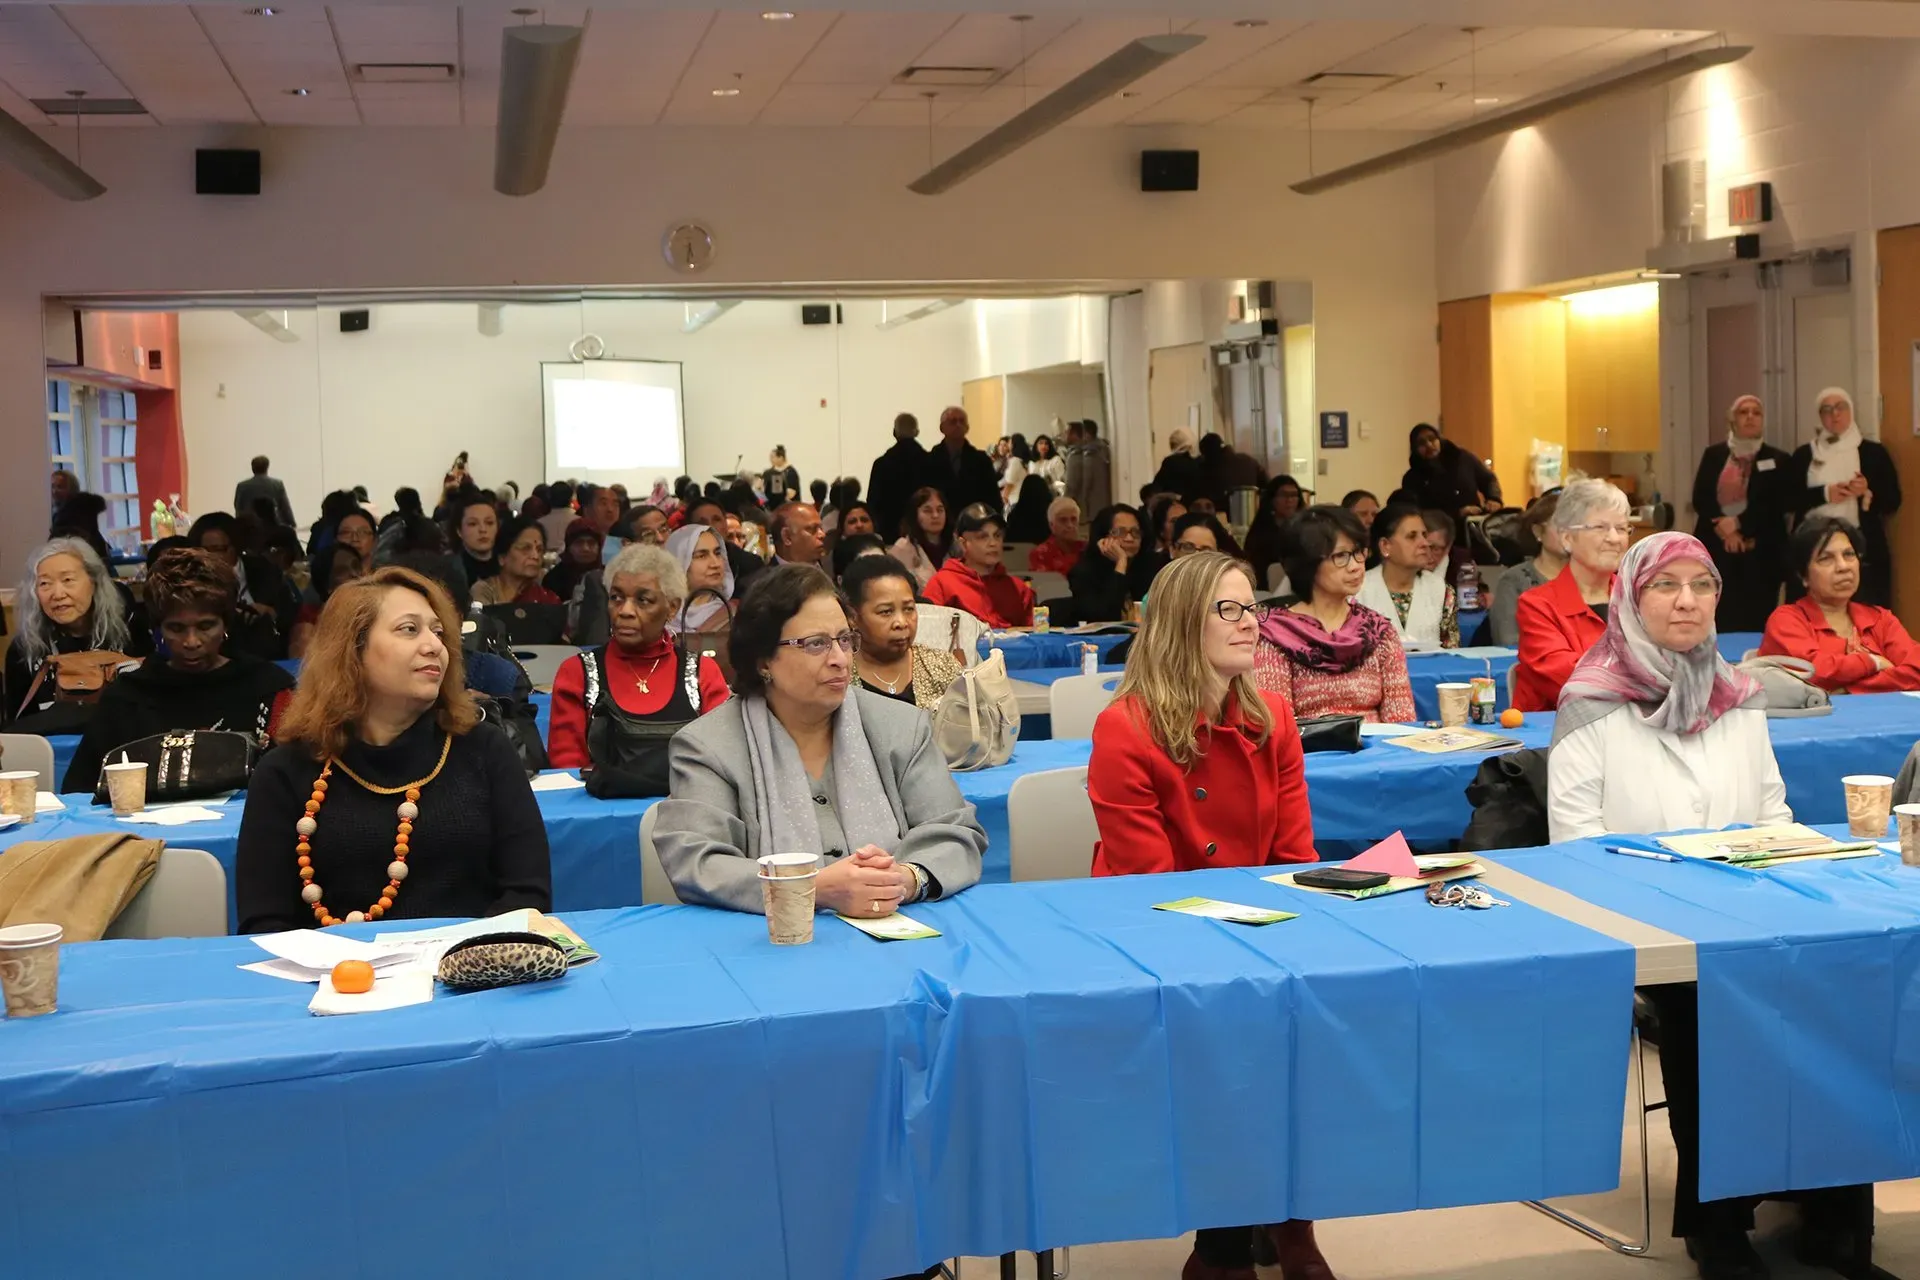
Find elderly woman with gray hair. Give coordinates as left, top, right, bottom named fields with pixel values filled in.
left=4, top=537, right=147, bottom=732
left=1512, top=479, right=1631, bottom=711
left=1788, top=387, right=1901, bottom=607
left=544, top=542, right=731, bottom=789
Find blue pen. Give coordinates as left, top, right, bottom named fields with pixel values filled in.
left=1606, top=845, right=1679, bottom=863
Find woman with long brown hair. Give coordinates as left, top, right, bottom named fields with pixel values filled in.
left=235, top=565, right=550, bottom=933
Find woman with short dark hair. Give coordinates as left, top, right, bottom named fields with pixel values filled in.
left=1759, top=516, right=1920, bottom=693
left=1068, top=503, right=1153, bottom=623
left=472, top=516, right=563, bottom=608
left=1357, top=502, right=1458, bottom=651
left=844, top=555, right=963, bottom=711
left=888, top=486, right=950, bottom=589
left=655, top=565, right=985, bottom=928
left=63, top=549, right=295, bottom=794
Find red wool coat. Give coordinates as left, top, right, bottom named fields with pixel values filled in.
left=1759, top=596, right=1920, bottom=693
left=1512, top=567, right=1612, bottom=712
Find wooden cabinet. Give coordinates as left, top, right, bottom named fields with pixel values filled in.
left=1564, top=292, right=1660, bottom=453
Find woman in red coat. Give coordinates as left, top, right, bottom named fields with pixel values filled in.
left=1513, top=479, right=1629, bottom=712
left=1088, top=550, right=1327, bottom=1280
left=922, top=503, right=1035, bottom=629
left=1760, top=515, right=1920, bottom=693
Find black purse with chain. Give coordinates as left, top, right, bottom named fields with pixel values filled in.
left=91, top=729, right=258, bottom=805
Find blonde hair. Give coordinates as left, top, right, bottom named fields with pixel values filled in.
left=1112, top=551, right=1271, bottom=768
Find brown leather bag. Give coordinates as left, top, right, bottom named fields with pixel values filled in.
left=15, top=650, right=135, bottom=718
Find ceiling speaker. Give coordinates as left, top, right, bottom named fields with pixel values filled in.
left=1141, top=150, right=1198, bottom=192
left=196, top=149, right=260, bottom=195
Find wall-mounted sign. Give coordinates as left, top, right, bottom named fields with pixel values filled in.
left=1728, top=181, right=1773, bottom=227
left=1319, top=410, right=1349, bottom=450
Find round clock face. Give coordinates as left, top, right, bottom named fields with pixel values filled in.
left=663, top=222, right=715, bottom=273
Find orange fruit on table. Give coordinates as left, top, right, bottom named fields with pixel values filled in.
left=1499, top=707, right=1525, bottom=729
left=331, top=959, right=376, bottom=994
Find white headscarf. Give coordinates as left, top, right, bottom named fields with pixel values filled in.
left=1726, top=394, right=1765, bottom=459
left=1806, top=386, right=1862, bottom=525
left=664, top=524, right=732, bottom=633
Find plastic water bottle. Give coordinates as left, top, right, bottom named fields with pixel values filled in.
left=1081, top=642, right=1099, bottom=676
left=1454, top=560, right=1481, bottom=612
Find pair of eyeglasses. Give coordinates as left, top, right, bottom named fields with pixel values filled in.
left=1643, top=576, right=1720, bottom=599
left=1568, top=522, right=1633, bottom=537
left=1212, top=601, right=1268, bottom=623
left=1818, top=403, right=1850, bottom=416
left=778, top=631, right=860, bottom=657
left=1324, top=549, right=1364, bottom=568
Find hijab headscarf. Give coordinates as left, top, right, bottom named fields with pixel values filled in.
left=1806, top=386, right=1863, bottom=525
left=1554, top=531, right=1762, bottom=740
left=1716, top=394, right=1765, bottom=514
left=665, top=524, right=732, bottom=633
left=1259, top=602, right=1396, bottom=675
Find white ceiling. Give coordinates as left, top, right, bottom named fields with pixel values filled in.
left=0, top=6, right=1735, bottom=131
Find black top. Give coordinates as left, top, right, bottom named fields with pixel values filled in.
left=236, top=716, right=552, bottom=934
left=866, top=437, right=928, bottom=542
left=62, top=654, right=295, bottom=795
left=1399, top=441, right=1502, bottom=524
left=857, top=677, right=918, bottom=707
left=1068, top=548, right=1157, bottom=623
left=1150, top=451, right=1207, bottom=502
left=763, top=464, right=802, bottom=510
left=1689, top=441, right=1795, bottom=631
left=918, top=442, right=1002, bottom=517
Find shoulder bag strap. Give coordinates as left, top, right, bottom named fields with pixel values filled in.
left=583, top=648, right=605, bottom=715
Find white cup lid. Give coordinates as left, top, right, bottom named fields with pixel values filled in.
left=103, top=761, right=147, bottom=772
left=1843, top=775, right=1896, bottom=786
left=0, top=771, right=38, bottom=781
left=1434, top=682, right=1472, bottom=689
left=0, top=923, right=62, bottom=947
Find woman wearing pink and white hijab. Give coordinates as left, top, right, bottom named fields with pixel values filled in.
left=1688, top=394, right=1793, bottom=631
left=1546, top=531, right=1782, bottom=843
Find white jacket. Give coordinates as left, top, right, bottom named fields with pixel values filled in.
left=1357, top=565, right=1446, bottom=649
left=1547, top=705, right=1791, bottom=843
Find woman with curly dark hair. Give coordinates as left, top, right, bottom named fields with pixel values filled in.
left=60, top=548, right=295, bottom=794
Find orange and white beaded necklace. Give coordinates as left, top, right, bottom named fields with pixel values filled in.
left=297, top=733, right=452, bottom=927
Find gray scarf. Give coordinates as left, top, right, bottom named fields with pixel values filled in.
left=741, top=691, right=900, bottom=859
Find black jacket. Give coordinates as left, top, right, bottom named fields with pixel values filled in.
left=1068, top=547, right=1156, bottom=623
left=1786, top=437, right=1903, bottom=608
left=919, top=442, right=1003, bottom=517
left=1150, top=451, right=1207, bottom=502
left=1400, top=441, right=1502, bottom=521
left=1690, top=441, right=1795, bottom=631
left=61, top=654, right=294, bottom=795
left=867, top=438, right=928, bottom=542
left=763, top=465, right=802, bottom=509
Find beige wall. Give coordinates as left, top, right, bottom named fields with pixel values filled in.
left=0, top=122, right=1438, bottom=569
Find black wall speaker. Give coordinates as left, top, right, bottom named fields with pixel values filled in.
left=196, top=149, right=261, bottom=195
left=339, top=309, right=371, bottom=334
left=1140, top=150, right=1199, bottom=192
left=800, top=304, right=844, bottom=326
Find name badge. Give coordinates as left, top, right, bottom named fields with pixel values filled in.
left=1756, top=458, right=1777, bottom=471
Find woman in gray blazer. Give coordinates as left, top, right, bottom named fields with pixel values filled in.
left=655, top=564, right=985, bottom=917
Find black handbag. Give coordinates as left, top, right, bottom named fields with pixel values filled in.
left=92, top=729, right=257, bottom=805
left=578, top=643, right=703, bottom=799
left=1296, top=713, right=1364, bottom=754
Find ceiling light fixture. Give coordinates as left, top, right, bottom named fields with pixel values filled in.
left=235, top=309, right=300, bottom=343
left=245, top=6, right=279, bottom=15
left=1473, top=96, right=1498, bottom=105
left=876, top=299, right=965, bottom=330
left=712, top=88, right=741, bottom=97
left=683, top=300, right=741, bottom=333
left=1291, top=43, right=1749, bottom=195
left=761, top=10, right=795, bottom=19
left=494, top=22, right=584, bottom=197
left=909, top=33, right=1205, bottom=194
left=1234, top=19, right=1268, bottom=28
left=286, top=88, right=310, bottom=96
left=0, top=101, right=103, bottom=199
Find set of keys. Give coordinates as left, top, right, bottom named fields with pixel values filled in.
left=1425, top=882, right=1511, bottom=910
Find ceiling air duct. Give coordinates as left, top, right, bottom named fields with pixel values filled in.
left=494, top=24, right=583, bottom=197
left=908, top=33, right=1203, bottom=195
left=0, top=106, right=104, bottom=200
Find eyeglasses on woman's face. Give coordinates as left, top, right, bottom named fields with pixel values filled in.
left=777, top=631, right=860, bottom=658
left=1211, top=600, right=1269, bottom=623
left=1324, top=548, right=1364, bottom=569
left=1641, top=575, right=1719, bottom=600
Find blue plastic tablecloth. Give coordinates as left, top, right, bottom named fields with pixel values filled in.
left=1499, top=825, right=1920, bottom=1202
left=1403, top=649, right=1518, bottom=721
left=985, top=631, right=1131, bottom=670
left=0, top=870, right=1634, bottom=1278
left=46, top=734, right=78, bottom=790
left=1720, top=631, right=1762, bottom=662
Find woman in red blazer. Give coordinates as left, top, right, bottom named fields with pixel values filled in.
left=1760, top=516, right=1920, bottom=693
left=921, top=504, right=1035, bottom=629
left=1087, top=550, right=1326, bottom=1280
left=1513, top=479, right=1629, bottom=712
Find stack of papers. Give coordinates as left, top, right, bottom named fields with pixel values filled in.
left=240, top=930, right=422, bottom=984
left=34, top=792, right=63, bottom=813
left=838, top=912, right=941, bottom=941
left=1656, top=824, right=1879, bottom=866
left=118, top=805, right=227, bottom=826
left=1152, top=896, right=1296, bottom=926
left=1381, top=727, right=1522, bottom=754
left=529, top=772, right=586, bottom=793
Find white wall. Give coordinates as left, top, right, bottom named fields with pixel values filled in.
left=0, top=121, right=1439, bottom=568
left=1004, top=368, right=1105, bottom=445
left=176, top=298, right=971, bottom=520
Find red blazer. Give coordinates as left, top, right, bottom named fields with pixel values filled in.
left=1512, top=566, right=1612, bottom=712
left=1759, top=596, right=1920, bottom=693
left=1089, top=691, right=1316, bottom=876
left=546, top=636, right=730, bottom=769
left=923, top=559, right=1035, bottom=629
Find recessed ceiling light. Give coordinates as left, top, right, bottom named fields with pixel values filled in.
left=1120, top=91, right=1141, bottom=98
left=1660, top=30, right=1689, bottom=39
left=760, top=10, right=795, bottom=19
left=1234, top=19, right=1268, bottom=28
left=245, top=6, right=279, bottom=15
left=286, top=88, right=310, bottom=96
left=712, top=88, right=741, bottom=97
left=1473, top=96, right=1499, bottom=105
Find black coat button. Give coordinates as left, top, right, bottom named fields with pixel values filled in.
left=1205, top=842, right=1218, bottom=856
left=813, top=795, right=828, bottom=806
left=1195, top=787, right=1208, bottom=800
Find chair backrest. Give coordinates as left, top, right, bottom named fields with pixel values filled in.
left=1025, top=571, right=1070, bottom=603
left=105, top=848, right=227, bottom=939
left=913, top=604, right=988, bottom=667
left=1505, top=660, right=1518, bottom=707
left=0, top=734, right=56, bottom=794
left=638, top=804, right=683, bottom=905
left=1265, top=564, right=1291, bottom=595
left=1002, top=542, right=1034, bottom=574
left=1049, top=672, right=1123, bottom=740
left=1741, top=648, right=1759, bottom=662
left=511, top=644, right=581, bottom=690
left=1007, top=766, right=1097, bottom=882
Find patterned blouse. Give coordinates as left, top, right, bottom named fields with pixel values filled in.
left=1385, top=583, right=1461, bottom=649
left=853, top=645, right=964, bottom=712
left=1251, top=624, right=1417, bottom=724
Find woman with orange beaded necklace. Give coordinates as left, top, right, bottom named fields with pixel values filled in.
left=235, top=565, right=551, bottom=933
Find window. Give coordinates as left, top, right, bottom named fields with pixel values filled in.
left=47, top=378, right=75, bottom=481
left=96, top=388, right=139, bottom=537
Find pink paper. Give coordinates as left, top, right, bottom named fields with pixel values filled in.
left=1344, top=831, right=1419, bottom=878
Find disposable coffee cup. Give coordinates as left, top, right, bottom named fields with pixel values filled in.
left=1896, top=804, right=1920, bottom=868
left=0, top=770, right=37, bottom=824
left=1435, top=683, right=1473, bottom=728
left=0, top=923, right=62, bottom=1017
left=103, top=761, right=148, bottom=816
left=757, top=853, right=821, bottom=946
left=1843, top=774, right=1896, bottom=839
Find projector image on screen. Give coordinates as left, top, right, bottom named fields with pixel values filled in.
left=542, top=359, right=687, bottom=485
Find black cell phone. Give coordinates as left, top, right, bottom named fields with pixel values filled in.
left=1293, top=867, right=1391, bottom=891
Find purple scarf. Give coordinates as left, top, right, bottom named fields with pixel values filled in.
left=1259, top=603, right=1394, bottom=675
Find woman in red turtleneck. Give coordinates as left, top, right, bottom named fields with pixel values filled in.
left=546, top=543, right=729, bottom=770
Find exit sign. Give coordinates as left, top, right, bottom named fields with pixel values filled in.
left=1728, top=181, right=1773, bottom=227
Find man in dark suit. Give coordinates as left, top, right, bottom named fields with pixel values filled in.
left=918, top=406, right=1001, bottom=517
left=234, top=455, right=297, bottom=529
left=866, top=412, right=927, bottom=543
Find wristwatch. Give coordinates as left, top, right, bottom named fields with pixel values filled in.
left=907, top=862, right=931, bottom=903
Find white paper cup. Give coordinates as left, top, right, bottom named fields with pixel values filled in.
left=0, top=770, right=36, bottom=824
left=102, top=761, right=148, bottom=816
left=1843, top=774, right=1896, bottom=839
left=1895, top=803, right=1920, bottom=868
left=1435, top=683, right=1472, bottom=728
left=757, top=853, right=821, bottom=945
left=0, top=922, right=62, bottom=1016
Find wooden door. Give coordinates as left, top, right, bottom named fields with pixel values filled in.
left=1147, top=342, right=1214, bottom=459
left=1877, top=224, right=1920, bottom=620
left=1437, top=297, right=1493, bottom=463
left=961, top=376, right=1004, bottom=448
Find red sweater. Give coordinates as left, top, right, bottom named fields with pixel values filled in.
left=923, top=559, right=1036, bottom=629
left=1512, top=566, right=1612, bottom=712
left=545, top=635, right=731, bottom=769
left=1028, top=537, right=1085, bottom=575
left=1759, top=596, right=1920, bottom=693
left=1090, top=691, right=1317, bottom=876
